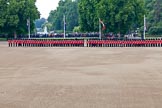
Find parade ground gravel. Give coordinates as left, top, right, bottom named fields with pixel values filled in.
left=0, top=42, right=162, bottom=108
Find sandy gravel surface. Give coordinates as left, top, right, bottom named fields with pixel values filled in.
left=0, top=42, right=162, bottom=108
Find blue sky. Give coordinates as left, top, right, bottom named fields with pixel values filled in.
left=36, top=0, right=60, bottom=19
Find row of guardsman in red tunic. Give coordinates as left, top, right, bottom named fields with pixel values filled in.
left=8, top=39, right=162, bottom=47
left=8, top=39, right=85, bottom=47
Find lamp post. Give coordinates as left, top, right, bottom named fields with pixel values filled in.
left=63, top=15, right=66, bottom=39
left=26, top=0, right=30, bottom=39
left=27, top=18, right=30, bottom=39
left=143, top=0, right=146, bottom=40
left=99, top=18, right=102, bottom=40
left=137, top=28, right=139, bottom=37
left=143, top=15, right=146, bottom=40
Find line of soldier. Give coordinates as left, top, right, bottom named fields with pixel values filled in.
left=87, top=39, right=162, bottom=47
left=8, top=39, right=162, bottom=47
left=8, top=39, right=84, bottom=47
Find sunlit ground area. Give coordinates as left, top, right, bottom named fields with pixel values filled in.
left=0, top=42, right=162, bottom=108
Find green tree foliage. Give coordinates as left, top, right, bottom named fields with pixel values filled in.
left=42, top=22, right=52, bottom=32
left=146, top=0, right=162, bottom=35
left=0, top=0, right=40, bottom=37
left=35, top=18, right=46, bottom=28
left=79, top=0, right=100, bottom=32
left=79, top=0, right=145, bottom=35
left=48, top=0, right=79, bottom=31
left=73, top=26, right=81, bottom=32
left=0, top=0, right=9, bottom=28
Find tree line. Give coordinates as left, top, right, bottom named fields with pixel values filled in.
left=146, top=0, right=162, bottom=35
left=48, top=0, right=162, bottom=36
left=0, top=0, right=39, bottom=38
left=48, top=0, right=80, bottom=32
left=0, top=0, right=161, bottom=38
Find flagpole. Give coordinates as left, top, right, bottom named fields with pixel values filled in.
left=143, top=15, right=146, bottom=40
left=64, top=15, right=66, bottom=39
left=99, top=18, right=101, bottom=40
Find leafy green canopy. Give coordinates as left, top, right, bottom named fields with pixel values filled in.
left=48, top=0, right=79, bottom=31
left=0, top=0, right=40, bottom=37
left=146, top=0, right=162, bottom=35
left=79, top=0, right=145, bottom=35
